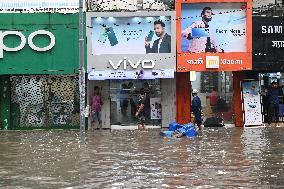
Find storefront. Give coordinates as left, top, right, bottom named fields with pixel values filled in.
left=0, top=13, right=81, bottom=130
left=243, top=16, right=284, bottom=125
left=86, top=11, right=176, bottom=129
left=175, top=0, right=252, bottom=126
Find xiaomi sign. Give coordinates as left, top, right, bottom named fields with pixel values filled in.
left=206, top=56, right=219, bottom=69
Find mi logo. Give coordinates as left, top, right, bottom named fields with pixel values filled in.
left=206, top=56, right=219, bottom=69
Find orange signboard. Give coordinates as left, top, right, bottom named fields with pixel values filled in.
left=176, top=0, right=252, bottom=72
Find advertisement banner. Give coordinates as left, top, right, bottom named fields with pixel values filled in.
left=87, top=12, right=176, bottom=78
left=0, top=0, right=79, bottom=12
left=91, top=16, right=172, bottom=55
left=150, top=98, right=162, bottom=120
left=253, top=17, right=284, bottom=70
left=176, top=0, right=252, bottom=72
left=242, top=81, right=263, bottom=126
left=0, top=0, right=78, bottom=8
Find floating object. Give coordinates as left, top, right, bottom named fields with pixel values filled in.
left=169, top=122, right=181, bottom=131
left=161, top=131, right=174, bottom=137
left=162, top=122, right=198, bottom=138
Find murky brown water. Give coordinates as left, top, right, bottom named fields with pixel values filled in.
left=0, top=127, right=283, bottom=189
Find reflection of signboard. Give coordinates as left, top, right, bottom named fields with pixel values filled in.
left=150, top=98, right=162, bottom=120
left=242, top=81, right=263, bottom=126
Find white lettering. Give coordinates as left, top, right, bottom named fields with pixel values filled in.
left=272, top=41, right=284, bottom=48
left=28, top=30, right=55, bottom=51
left=109, top=57, right=155, bottom=70
left=261, top=25, right=283, bottom=34
left=262, top=26, right=267, bottom=34
left=0, top=30, right=55, bottom=58
left=221, top=59, right=243, bottom=65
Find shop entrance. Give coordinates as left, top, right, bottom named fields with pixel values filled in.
left=259, top=72, right=284, bottom=123
left=110, top=80, right=162, bottom=126
left=191, top=71, right=234, bottom=124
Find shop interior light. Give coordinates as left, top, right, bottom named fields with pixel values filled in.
left=108, top=17, right=115, bottom=22
left=96, top=17, right=102, bottom=22
left=133, top=17, right=141, bottom=22
left=146, top=17, right=154, bottom=22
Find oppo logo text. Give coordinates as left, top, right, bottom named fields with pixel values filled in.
left=0, top=30, right=55, bottom=58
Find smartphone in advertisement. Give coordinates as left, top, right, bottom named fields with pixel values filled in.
left=191, top=28, right=210, bottom=38
left=146, top=30, right=154, bottom=41
left=106, top=27, right=118, bottom=46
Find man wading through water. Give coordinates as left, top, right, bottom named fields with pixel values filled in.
left=192, top=89, right=203, bottom=131
left=135, top=89, right=147, bottom=129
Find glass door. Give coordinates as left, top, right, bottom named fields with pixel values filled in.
left=110, top=79, right=162, bottom=126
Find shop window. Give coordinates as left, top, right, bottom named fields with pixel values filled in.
left=191, top=72, right=234, bottom=124
left=110, top=79, right=162, bottom=126
left=10, top=75, right=80, bottom=128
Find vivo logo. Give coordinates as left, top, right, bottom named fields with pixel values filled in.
left=0, top=30, right=55, bottom=58
left=109, top=57, right=155, bottom=70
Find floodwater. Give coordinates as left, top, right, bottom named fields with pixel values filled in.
left=0, top=127, right=283, bottom=189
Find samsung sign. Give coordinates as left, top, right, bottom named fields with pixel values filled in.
left=0, top=30, right=55, bottom=58
left=253, top=17, right=284, bottom=70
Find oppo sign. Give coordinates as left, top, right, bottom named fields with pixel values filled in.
left=0, top=30, right=55, bottom=58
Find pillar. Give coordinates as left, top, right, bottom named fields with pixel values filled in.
left=233, top=71, right=245, bottom=127
left=176, top=72, right=191, bottom=124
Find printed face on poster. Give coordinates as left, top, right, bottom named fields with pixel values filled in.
left=91, top=16, right=172, bottom=55
left=181, top=3, right=247, bottom=53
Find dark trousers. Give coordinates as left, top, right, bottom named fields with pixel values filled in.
left=194, top=111, right=202, bottom=126
left=268, top=104, right=279, bottom=124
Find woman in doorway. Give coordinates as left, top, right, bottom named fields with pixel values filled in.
left=90, top=86, right=103, bottom=130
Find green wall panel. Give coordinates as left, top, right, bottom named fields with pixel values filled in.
left=0, top=76, right=10, bottom=130
left=0, top=13, right=82, bottom=75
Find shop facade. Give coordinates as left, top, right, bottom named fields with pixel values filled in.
left=86, top=11, right=177, bottom=128
left=175, top=0, right=252, bottom=127
left=0, top=13, right=81, bottom=129
left=242, top=15, right=284, bottom=124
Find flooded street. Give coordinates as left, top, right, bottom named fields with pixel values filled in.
left=0, top=128, right=283, bottom=188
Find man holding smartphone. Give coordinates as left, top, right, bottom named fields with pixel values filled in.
left=145, top=20, right=171, bottom=53
left=182, top=7, right=223, bottom=53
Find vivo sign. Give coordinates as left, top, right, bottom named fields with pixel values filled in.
left=109, top=57, right=155, bottom=70
left=0, top=30, right=55, bottom=58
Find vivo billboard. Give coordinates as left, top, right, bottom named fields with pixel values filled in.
left=87, top=11, right=176, bottom=80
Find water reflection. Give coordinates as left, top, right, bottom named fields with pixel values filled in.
left=0, top=128, right=283, bottom=188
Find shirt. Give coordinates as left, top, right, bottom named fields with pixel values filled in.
left=158, top=38, right=162, bottom=53
left=182, top=20, right=221, bottom=53
left=268, top=86, right=282, bottom=105
left=90, top=95, right=103, bottom=112
left=137, top=95, right=146, bottom=116
left=191, top=96, right=202, bottom=113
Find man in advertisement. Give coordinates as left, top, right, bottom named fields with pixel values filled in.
left=145, top=20, right=171, bottom=53
left=182, top=7, right=223, bottom=53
